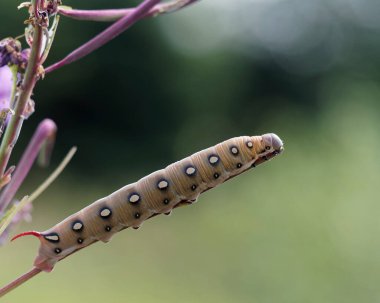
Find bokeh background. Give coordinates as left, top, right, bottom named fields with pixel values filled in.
left=1, top=0, right=380, bottom=302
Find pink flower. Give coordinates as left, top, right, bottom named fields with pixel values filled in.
left=0, top=65, right=13, bottom=114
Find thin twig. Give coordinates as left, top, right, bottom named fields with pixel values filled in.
left=45, top=0, right=160, bottom=74
left=0, top=267, right=42, bottom=298
left=0, top=146, right=77, bottom=237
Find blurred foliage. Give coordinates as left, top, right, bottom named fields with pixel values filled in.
left=1, top=0, right=380, bottom=302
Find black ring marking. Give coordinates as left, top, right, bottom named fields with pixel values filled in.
left=208, top=154, right=220, bottom=166
left=105, top=226, right=112, bottom=232
left=191, top=184, right=197, bottom=191
left=230, top=146, right=239, bottom=156
left=157, top=179, right=169, bottom=190
left=99, top=207, right=112, bottom=219
left=77, top=238, right=84, bottom=244
left=72, top=220, right=84, bottom=232
left=54, top=248, right=62, bottom=254
left=246, top=141, right=253, bottom=148
left=163, top=198, right=170, bottom=205
left=135, top=212, right=141, bottom=219
left=128, top=193, right=141, bottom=203
left=213, top=173, right=220, bottom=179
left=265, top=146, right=271, bottom=150
left=237, top=163, right=243, bottom=168
left=43, top=232, right=60, bottom=243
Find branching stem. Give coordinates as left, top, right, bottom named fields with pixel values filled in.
left=0, top=0, right=45, bottom=176
left=45, top=0, right=161, bottom=73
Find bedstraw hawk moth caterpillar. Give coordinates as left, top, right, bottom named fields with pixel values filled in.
left=13, top=133, right=284, bottom=272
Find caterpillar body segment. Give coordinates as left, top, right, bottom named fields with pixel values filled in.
left=13, top=133, right=284, bottom=272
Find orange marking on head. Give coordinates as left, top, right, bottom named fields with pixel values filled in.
left=11, top=231, right=41, bottom=241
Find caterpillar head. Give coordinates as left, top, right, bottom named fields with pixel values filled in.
left=261, top=133, right=284, bottom=154
left=12, top=231, right=61, bottom=272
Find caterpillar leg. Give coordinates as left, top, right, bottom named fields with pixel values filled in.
left=173, top=200, right=195, bottom=209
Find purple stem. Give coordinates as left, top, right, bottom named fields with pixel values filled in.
left=58, top=0, right=199, bottom=22
left=58, top=8, right=143, bottom=22
left=45, top=0, right=161, bottom=74
left=0, top=119, right=56, bottom=214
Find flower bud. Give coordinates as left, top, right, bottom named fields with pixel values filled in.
left=0, top=38, right=29, bottom=69
left=0, top=38, right=22, bottom=67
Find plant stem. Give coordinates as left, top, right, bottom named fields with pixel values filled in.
left=0, top=268, right=42, bottom=298
left=0, top=9, right=44, bottom=176
left=58, top=0, right=200, bottom=22
left=45, top=0, right=161, bottom=74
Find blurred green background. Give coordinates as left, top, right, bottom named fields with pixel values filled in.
left=1, top=0, right=380, bottom=302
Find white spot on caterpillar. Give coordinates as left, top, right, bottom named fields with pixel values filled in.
left=209, top=155, right=219, bottom=165
left=129, top=194, right=140, bottom=203
left=231, top=147, right=239, bottom=155
left=246, top=141, right=253, bottom=148
left=100, top=208, right=112, bottom=218
left=44, top=234, right=59, bottom=242
left=185, top=166, right=196, bottom=176
left=158, top=180, right=169, bottom=189
left=72, top=222, right=83, bottom=231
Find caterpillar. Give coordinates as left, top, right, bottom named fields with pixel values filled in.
left=12, top=133, right=283, bottom=272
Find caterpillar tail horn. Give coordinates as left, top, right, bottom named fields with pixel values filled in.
left=11, top=231, right=41, bottom=241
